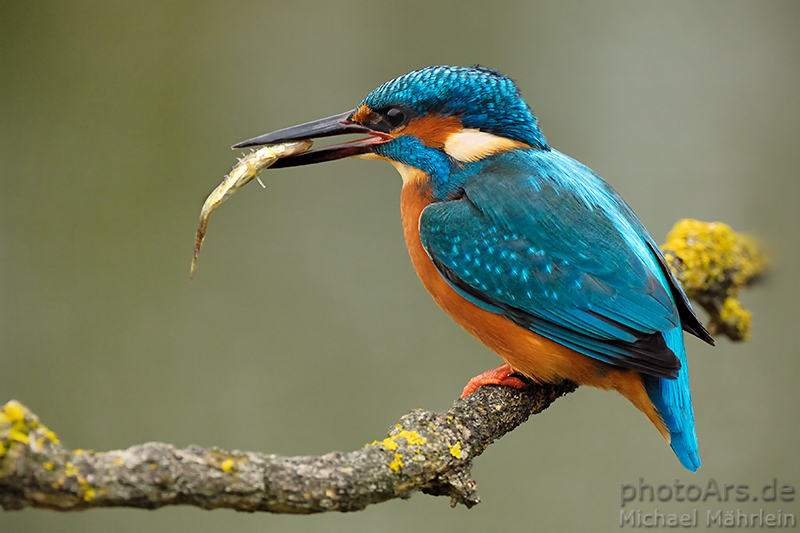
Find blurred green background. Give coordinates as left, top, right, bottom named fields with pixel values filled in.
left=2, top=1, right=799, bottom=531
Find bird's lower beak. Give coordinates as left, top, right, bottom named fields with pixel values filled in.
left=231, top=110, right=391, bottom=168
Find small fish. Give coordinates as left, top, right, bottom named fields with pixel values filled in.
left=190, top=140, right=313, bottom=278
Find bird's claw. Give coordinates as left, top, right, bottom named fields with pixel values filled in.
left=461, top=363, right=528, bottom=398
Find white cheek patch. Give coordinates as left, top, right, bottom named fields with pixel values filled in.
left=443, top=128, right=524, bottom=162
left=356, top=154, right=426, bottom=186
left=391, top=161, right=428, bottom=186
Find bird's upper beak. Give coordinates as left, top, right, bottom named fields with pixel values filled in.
left=231, top=110, right=391, bottom=168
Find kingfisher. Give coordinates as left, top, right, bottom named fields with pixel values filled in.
left=233, top=66, right=714, bottom=471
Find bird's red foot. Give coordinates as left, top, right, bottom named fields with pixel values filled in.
left=460, top=363, right=528, bottom=398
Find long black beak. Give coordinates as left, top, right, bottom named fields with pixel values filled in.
left=232, top=110, right=390, bottom=168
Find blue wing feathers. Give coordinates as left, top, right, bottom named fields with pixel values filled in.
left=538, top=309, right=634, bottom=341
left=420, top=152, right=683, bottom=376
left=420, top=148, right=705, bottom=469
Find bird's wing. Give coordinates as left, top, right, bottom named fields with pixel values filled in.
left=419, top=155, right=683, bottom=379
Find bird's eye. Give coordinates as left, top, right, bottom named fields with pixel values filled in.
left=385, top=107, right=406, bottom=128
left=363, top=106, right=410, bottom=133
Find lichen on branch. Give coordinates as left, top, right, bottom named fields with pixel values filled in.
left=661, top=219, right=768, bottom=341
left=0, top=383, right=576, bottom=512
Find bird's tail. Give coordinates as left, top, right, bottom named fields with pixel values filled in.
left=643, top=328, right=701, bottom=471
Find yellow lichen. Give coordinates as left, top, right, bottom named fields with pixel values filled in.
left=61, top=458, right=97, bottom=501
left=44, top=462, right=54, bottom=470
left=114, top=458, right=123, bottom=466
left=76, top=476, right=96, bottom=501
left=662, top=219, right=767, bottom=341
left=9, top=428, right=29, bottom=444
left=64, top=462, right=78, bottom=478
left=663, top=219, right=767, bottom=292
left=221, top=459, right=234, bottom=472
left=388, top=453, right=404, bottom=473
left=4, top=401, right=26, bottom=422
left=664, top=220, right=733, bottom=292
left=82, top=486, right=96, bottom=501
left=369, top=430, right=427, bottom=451
left=44, top=430, right=59, bottom=445
left=449, top=441, right=462, bottom=459
left=1, top=400, right=60, bottom=458
left=719, top=298, right=752, bottom=340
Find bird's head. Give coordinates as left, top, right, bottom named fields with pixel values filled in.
left=234, top=66, right=549, bottom=200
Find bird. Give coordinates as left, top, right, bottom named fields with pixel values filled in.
left=232, top=65, right=714, bottom=471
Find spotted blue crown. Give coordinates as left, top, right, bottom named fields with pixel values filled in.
left=361, top=66, right=549, bottom=150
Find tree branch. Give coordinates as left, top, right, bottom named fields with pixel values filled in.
left=0, top=383, right=575, bottom=512
left=0, top=220, right=767, bottom=513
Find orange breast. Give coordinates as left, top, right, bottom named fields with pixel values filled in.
left=399, top=173, right=668, bottom=440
